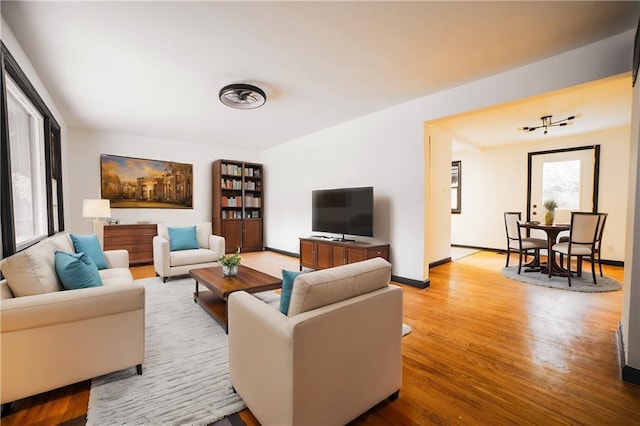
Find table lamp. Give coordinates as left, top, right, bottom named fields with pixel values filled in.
left=82, top=199, right=111, bottom=248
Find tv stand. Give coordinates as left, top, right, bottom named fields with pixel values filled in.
left=332, top=234, right=354, bottom=242
left=299, top=237, right=390, bottom=271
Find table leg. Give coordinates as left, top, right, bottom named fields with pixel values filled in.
left=194, top=280, right=199, bottom=302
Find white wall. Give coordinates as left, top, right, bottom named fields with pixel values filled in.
left=451, top=126, right=630, bottom=261
left=426, top=125, right=452, bottom=264
left=262, top=30, right=635, bottom=282
left=66, top=129, right=259, bottom=234
left=622, top=69, right=640, bottom=370
left=260, top=105, right=425, bottom=281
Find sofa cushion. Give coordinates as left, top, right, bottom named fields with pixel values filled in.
left=99, top=267, right=135, bottom=286
left=157, top=222, right=212, bottom=249
left=170, top=249, right=218, bottom=267
left=287, top=257, right=391, bottom=317
left=0, top=232, right=74, bottom=297
left=71, top=233, right=108, bottom=270
left=55, top=251, right=103, bottom=290
left=279, top=269, right=303, bottom=315
left=168, top=226, right=199, bottom=251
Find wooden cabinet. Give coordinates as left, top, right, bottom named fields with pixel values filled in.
left=299, top=238, right=390, bottom=271
left=212, top=160, right=264, bottom=253
left=103, top=224, right=157, bottom=265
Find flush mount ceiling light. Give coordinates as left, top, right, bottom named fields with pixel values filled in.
left=521, top=115, right=576, bottom=135
left=219, top=83, right=266, bottom=109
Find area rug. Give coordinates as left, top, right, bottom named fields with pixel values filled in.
left=501, top=266, right=622, bottom=292
left=87, top=277, right=246, bottom=426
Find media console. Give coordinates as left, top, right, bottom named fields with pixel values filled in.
left=299, top=237, right=390, bottom=271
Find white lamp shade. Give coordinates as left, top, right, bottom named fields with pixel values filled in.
left=82, top=199, right=111, bottom=219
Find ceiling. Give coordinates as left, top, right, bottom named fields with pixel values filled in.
left=2, top=1, right=639, bottom=151
left=432, top=75, right=633, bottom=151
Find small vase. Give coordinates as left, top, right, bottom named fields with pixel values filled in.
left=222, top=264, right=238, bottom=277
left=544, top=210, right=555, bottom=225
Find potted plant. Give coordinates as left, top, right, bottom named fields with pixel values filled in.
left=218, top=247, right=241, bottom=277
left=543, top=199, right=558, bottom=225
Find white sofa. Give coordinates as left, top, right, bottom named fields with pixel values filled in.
left=228, top=257, right=403, bottom=426
left=153, top=222, right=225, bottom=283
left=0, top=232, right=145, bottom=409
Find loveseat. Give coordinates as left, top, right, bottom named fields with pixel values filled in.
left=228, top=257, right=403, bottom=425
left=0, top=232, right=145, bottom=408
left=153, top=222, right=225, bottom=283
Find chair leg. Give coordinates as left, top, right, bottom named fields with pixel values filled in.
left=598, top=254, right=604, bottom=277
left=591, top=257, right=597, bottom=285
left=577, top=257, right=583, bottom=277
left=517, top=252, right=522, bottom=274
left=505, top=248, right=511, bottom=267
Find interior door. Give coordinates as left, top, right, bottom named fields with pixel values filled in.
left=527, top=146, right=599, bottom=238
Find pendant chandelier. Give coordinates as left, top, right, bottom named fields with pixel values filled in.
left=522, top=115, right=575, bottom=134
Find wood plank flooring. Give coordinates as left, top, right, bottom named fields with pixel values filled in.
left=3, top=251, right=639, bottom=425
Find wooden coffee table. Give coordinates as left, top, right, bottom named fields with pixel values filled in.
left=190, top=265, right=282, bottom=332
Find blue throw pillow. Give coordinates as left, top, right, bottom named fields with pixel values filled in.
left=71, top=233, right=108, bottom=270
left=280, top=269, right=303, bottom=315
left=168, top=226, right=199, bottom=251
left=55, top=251, right=103, bottom=290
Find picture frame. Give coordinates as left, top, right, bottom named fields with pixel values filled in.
left=100, top=154, right=193, bottom=209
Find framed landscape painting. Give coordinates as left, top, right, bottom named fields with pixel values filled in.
left=100, top=154, right=193, bottom=209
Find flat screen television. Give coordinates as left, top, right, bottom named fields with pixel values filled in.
left=312, top=186, right=373, bottom=240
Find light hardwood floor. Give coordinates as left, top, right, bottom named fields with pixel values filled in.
left=3, top=251, right=639, bottom=425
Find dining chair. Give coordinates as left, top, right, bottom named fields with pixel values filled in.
left=551, top=212, right=601, bottom=286
left=558, top=212, right=608, bottom=278
left=504, top=212, right=547, bottom=274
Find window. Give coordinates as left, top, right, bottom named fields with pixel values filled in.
left=541, top=160, right=580, bottom=209
left=451, top=161, right=461, bottom=214
left=6, top=75, right=47, bottom=249
left=1, top=42, right=63, bottom=258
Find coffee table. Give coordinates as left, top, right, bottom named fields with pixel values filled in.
left=190, top=264, right=282, bottom=332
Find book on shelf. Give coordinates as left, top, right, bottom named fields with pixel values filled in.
left=222, top=163, right=242, bottom=176
left=243, top=167, right=262, bottom=178
left=221, top=178, right=241, bottom=190
left=243, top=195, right=261, bottom=207
left=222, top=196, right=241, bottom=207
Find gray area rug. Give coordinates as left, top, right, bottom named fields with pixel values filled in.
left=87, top=277, right=246, bottom=426
left=501, top=266, right=622, bottom=292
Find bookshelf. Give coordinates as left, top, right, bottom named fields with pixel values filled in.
left=212, top=160, right=263, bottom=253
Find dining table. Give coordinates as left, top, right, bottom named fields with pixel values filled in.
left=518, top=221, right=571, bottom=276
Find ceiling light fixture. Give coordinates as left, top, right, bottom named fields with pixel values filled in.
left=219, top=83, right=266, bottom=109
left=521, top=115, right=575, bottom=135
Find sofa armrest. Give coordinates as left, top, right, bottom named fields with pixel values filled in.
left=1, top=283, right=145, bottom=333
left=209, top=235, right=225, bottom=258
left=228, top=291, right=294, bottom=423
left=104, top=249, right=129, bottom=269
left=153, top=235, right=170, bottom=277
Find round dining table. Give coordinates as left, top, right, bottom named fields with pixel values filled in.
left=518, top=221, right=571, bottom=276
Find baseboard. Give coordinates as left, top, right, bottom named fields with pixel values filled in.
left=616, top=322, right=640, bottom=385
left=452, top=244, right=503, bottom=253
left=265, top=247, right=300, bottom=258
left=392, top=275, right=430, bottom=289
left=429, top=257, right=451, bottom=268
left=451, top=244, right=624, bottom=267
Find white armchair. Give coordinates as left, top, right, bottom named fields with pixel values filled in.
left=153, top=222, right=225, bottom=282
left=228, top=258, right=403, bottom=425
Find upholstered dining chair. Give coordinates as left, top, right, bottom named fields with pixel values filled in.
left=551, top=212, right=601, bottom=286
left=504, top=212, right=547, bottom=274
